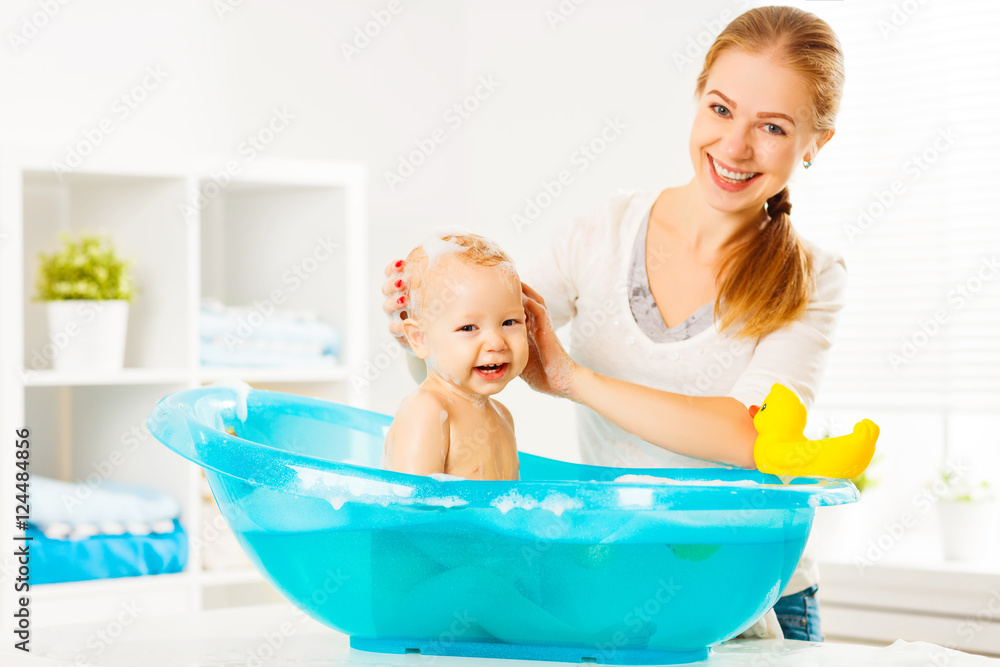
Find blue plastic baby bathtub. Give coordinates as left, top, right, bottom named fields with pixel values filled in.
left=147, top=386, right=858, bottom=665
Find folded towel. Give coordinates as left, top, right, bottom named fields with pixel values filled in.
left=28, top=519, right=188, bottom=584
left=30, top=476, right=181, bottom=528
left=35, top=519, right=178, bottom=541
left=200, top=298, right=342, bottom=351
left=200, top=342, right=338, bottom=368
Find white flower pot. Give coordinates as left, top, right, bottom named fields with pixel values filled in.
left=46, top=300, right=129, bottom=372
left=938, top=500, right=998, bottom=562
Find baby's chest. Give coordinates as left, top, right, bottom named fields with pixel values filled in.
left=446, top=414, right=517, bottom=478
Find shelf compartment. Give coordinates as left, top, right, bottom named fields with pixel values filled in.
left=199, top=182, right=350, bottom=368
left=22, top=170, right=194, bottom=374
left=25, top=384, right=197, bottom=522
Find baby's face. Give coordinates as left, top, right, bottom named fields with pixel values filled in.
left=416, top=257, right=529, bottom=398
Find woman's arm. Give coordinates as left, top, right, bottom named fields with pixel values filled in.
left=522, top=283, right=757, bottom=469
left=571, top=367, right=757, bottom=468
left=522, top=246, right=848, bottom=470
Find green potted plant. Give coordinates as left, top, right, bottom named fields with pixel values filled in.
left=935, top=466, right=997, bottom=562
left=34, top=233, right=135, bottom=372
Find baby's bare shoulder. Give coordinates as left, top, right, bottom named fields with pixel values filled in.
left=491, top=398, right=515, bottom=430
left=396, top=388, right=451, bottom=423
left=384, top=388, right=452, bottom=476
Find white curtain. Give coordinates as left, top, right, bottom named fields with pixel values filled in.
left=760, top=0, right=1000, bottom=412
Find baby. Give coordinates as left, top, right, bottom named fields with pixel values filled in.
left=382, top=233, right=528, bottom=481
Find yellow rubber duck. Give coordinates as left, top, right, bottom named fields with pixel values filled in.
left=749, top=383, right=879, bottom=479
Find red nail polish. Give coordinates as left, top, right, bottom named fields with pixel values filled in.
left=398, top=295, right=406, bottom=305
left=394, top=279, right=403, bottom=289
left=394, top=260, right=403, bottom=269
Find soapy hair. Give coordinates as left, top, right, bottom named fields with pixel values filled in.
left=695, top=6, right=844, bottom=338
left=404, top=233, right=516, bottom=319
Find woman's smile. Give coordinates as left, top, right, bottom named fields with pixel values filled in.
left=707, top=154, right=762, bottom=191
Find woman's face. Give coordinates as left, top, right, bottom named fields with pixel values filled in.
left=689, top=49, right=826, bottom=218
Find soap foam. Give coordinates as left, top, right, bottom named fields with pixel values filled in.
left=420, top=236, right=466, bottom=272
left=614, top=474, right=834, bottom=494
left=430, top=473, right=465, bottom=482
left=492, top=490, right=538, bottom=514
left=492, top=490, right=581, bottom=515
left=540, top=493, right=583, bottom=516
left=423, top=496, right=468, bottom=508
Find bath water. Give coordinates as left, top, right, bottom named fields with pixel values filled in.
left=240, top=524, right=801, bottom=652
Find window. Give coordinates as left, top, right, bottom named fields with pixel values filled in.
left=765, top=1, right=1000, bottom=412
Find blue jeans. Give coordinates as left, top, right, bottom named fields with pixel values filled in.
left=772, top=585, right=822, bottom=641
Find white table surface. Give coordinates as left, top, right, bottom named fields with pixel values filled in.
left=2, top=603, right=997, bottom=667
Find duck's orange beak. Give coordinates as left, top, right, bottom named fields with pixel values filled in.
left=748, top=405, right=760, bottom=418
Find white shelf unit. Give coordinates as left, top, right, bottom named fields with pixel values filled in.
left=0, top=155, right=368, bottom=630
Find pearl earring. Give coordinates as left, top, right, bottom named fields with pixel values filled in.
left=803, top=159, right=813, bottom=169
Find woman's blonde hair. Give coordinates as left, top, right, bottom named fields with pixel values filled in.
left=695, top=5, right=845, bottom=338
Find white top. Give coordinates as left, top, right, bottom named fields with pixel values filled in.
left=522, top=189, right=849, bottom=594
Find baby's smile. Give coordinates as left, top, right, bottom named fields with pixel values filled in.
left=474, top=362, right=509, bottom=381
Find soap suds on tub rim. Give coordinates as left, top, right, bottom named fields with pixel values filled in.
left=423, top=496, right=468, bottom=508
left=429, top=473, right=465, bottom=482
left=492, top=491, right=581, bottom=515
left=210, top=378, right=252, bottom=422
left=540, top=493, right=582, bottom=516
left=614, top=474, right=767, bottom=489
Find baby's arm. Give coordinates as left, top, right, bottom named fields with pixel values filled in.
left=383, top=392, right=451, bottom=476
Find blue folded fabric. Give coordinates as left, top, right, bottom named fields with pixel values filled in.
left=199, top=300, right=342, bottom=351
left=30, top=476, right=181, bottom=528
left=200, top=342, right=338, bottom=368
left=27, top=519, right=188, bottom=585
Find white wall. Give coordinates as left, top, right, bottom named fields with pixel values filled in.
left=14, top=0, right=980, bottom=468
left=3, top=0, right=745, bottom=461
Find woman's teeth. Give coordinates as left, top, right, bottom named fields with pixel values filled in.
left=711, top=156, right=758, bottom=183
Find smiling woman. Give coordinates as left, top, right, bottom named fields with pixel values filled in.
left=384, top=5, right=848, bottom=643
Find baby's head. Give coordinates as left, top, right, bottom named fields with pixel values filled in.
left=402, top=233, right=528, bottom=397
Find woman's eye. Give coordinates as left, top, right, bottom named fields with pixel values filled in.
left=764, top=123, right=786, bottom=136
left=711, top=104, right=731, bottom=118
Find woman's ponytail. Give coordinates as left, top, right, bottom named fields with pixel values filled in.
left=766, top=187, right=792, bottom=219
left=714, top=187, right=813, bottom=339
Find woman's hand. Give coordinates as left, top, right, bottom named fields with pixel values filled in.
left=520, top=282, right=579, bottom=400
left=381, top=259, right=410, bottom=350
